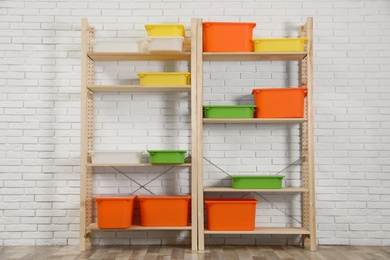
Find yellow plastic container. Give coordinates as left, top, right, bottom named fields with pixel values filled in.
left=144, top=24, right=185, bottom=37
left=137, top=72, right=190, bottom=86
left=253, top=38, right=307, bottom=52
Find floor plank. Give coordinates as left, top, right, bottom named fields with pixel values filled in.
left=0, top=245, right=389, bottom=260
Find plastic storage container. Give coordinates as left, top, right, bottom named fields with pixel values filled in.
left=253, top=38, right=307, bottom=52
left=203, top=105, right=256, bottom=118
left=144, top=24, right=185, bottom=37
left=252, top=87, right=307, bottom=118
left=148, top=150, right=186, bottom=164
left=231, top=175, right=285, bottom=189
left=94, top=196, right=135, bottom=229
left=203, top=22, right=256, bottom=52
left=205, top=198, right=257, bottom=231
left=138, top=195, right=191, bottom=226
left=146, top=37, right=184, bottom=52
left=92, top=39, right=142, bottom=52
left=137, top=72, right=190, bottom=86
left=89, top=151, right=143, bottom=164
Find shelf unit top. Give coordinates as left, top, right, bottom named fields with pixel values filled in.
left=204, top=187, right=309, bottom=193
left=87, top=52, right=191, bottom=61
left=88, top=85, right=191, bottom=93
left=204, top=227, right=310, bottom=235
left=87, top=223, right=192, bottom=231
left=87, top=163, right=191, bottom=167
left=203, top=118, right=307, bottom=124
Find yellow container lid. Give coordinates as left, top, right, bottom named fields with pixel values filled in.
left=144, top=24, right=185, bottom=37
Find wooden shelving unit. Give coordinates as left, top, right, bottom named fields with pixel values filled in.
left=81, top=17, right=316, bottom=252
left=80, top=18, right=198, bottom=251
left=195, top=18, right=316, bottom=251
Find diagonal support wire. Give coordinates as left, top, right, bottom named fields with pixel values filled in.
left=204, top=156, right=302, bottom=224
left=112, top=166, right=175, bottom=195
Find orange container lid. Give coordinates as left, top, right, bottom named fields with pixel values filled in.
left=94, top=195, right=136, bottom=201
left=138, top=195, right=191, bottom=200
left=252, top=87, right=307, bottom=96
left=203, top=22, right=256, bottom=27
left=205, top=198, right=257, bottom=204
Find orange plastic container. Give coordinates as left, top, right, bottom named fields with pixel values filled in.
left=205, top=198, right=257, bottom=231
left=94, top=196, right=135, bottom=229
left=252, top=87, right=307, bottom=118
left=203, top=22, right=256, bottom=52
left=138, top=195, right=191, bottom=226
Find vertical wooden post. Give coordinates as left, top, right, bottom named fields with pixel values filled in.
left=80, top=18, right=94, bottom=251
left=300, top=17, right=316, bottom=251
left=190, top=18, right=199, bottom=251
left=196, top=18, right=205, bottom=251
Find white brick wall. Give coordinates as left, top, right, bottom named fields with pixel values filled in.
left=0, top=0, right=389, bottom=247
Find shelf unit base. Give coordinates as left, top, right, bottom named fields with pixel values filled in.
left=204, top=227, right=310, bottom=235
left=87, top=223, right=192, bottom=231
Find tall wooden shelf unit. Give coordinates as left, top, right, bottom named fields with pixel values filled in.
left=195, top=17, right=316, bottom=251
left=80, top=17, right=316, bottom=251
left=80, top=18, right=199, bottom=251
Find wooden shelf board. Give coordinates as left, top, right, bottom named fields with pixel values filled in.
left=87, top=223, right=192, bottom=231
left=88, top=85, right=191, bottom=92
left=203, top=52, right=307, bottom=61
left=204, top=187, right=309, bottom=193
left=88, top=52, right=191, bottom=61
left=205, top=227, right=310, bottom=235
left=87, top=163, right=191, bottom=167
left=203, top=118, right=307, bottom=124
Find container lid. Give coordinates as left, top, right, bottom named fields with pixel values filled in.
left=204, top=198, right=258, bottom=204
left=138, top=195, right=191, bottom=200
left=203, top=105, right=256, bottom=108
left=253, top=38, right=307, bottom=42
left=94, top=195, right=136, bottom=200
left=144, top=24, right=185, bottom=37
left=230, top=175, right=285, bottom=180
left=145, top=24, right=184, bottom=28
left=137, top=72, right=190, bottom=76
left=203, top=22, right=256, bottom=27
left=147, top=150, right=186, bottom=153
left=252, top=87, right=307, bottom=95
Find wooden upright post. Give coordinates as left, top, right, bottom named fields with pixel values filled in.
left=80, top=18, right=94, bottom=251
left=300, top=17, right=316, bottom=252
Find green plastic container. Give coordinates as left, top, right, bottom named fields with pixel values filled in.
left=203, top=105, right=256, bottom=118
left=148, top=150, right=186, bottom=164
left=230, top=175, right=285, bottom=189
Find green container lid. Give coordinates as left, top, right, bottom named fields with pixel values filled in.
left=230, top=175, right=285, bottom=189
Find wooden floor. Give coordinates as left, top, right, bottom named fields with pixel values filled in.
left=0, top=245, right=389, bottom=260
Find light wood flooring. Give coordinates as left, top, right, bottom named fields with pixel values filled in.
left=0, top=245, right=389, bottom=260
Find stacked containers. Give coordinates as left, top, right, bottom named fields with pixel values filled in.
left=139, top=24, right=190, bottom=86
left=144, top=24, right=185, bottom=52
